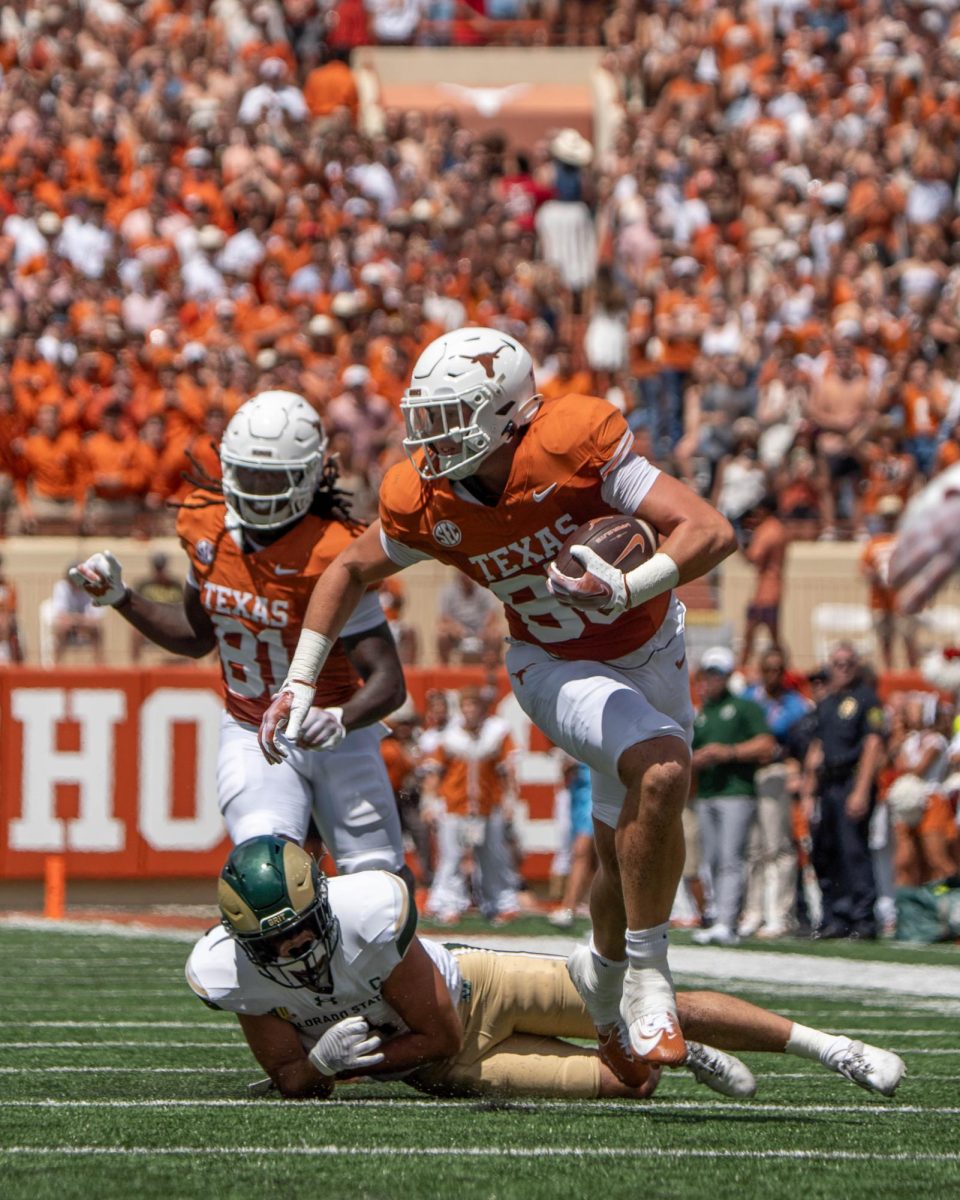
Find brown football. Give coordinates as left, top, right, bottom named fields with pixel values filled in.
left=553, top=515, right=658, bottom=578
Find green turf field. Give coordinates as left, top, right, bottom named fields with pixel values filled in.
left=1, top=923, right=958, bottom=1200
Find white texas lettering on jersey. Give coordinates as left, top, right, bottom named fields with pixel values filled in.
left=185, top=872, right=460, bottom=1048
left=200, top=581, right=289, bottom=628
left=468, top=513, right=578, bottom=582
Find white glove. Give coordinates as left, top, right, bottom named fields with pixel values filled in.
left=308, top=1016, right=384, bottom=1077
left=297, top=706, right=347, bottom=751
left=546, top=547, right=680, bottom=619
left=546, top=546, right=628, bottom=616
left=67, top=551, right=128, bottom=607
left=889, top=463, right=960, bottom=613
left=258, top=679, right=316, bottom=764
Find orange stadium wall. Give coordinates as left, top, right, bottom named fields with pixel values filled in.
left=0, top=666, right=562, bottom=883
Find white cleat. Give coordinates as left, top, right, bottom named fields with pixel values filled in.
left=823, top=1037, right=906, bottom=1097
left=566, top=943, right=625, bottom=1028
left=620, top=965, right=687, bottom=1066
left=684, top=1041, right=757, bottom=1098
left=692, top=923, right=740, bottom=947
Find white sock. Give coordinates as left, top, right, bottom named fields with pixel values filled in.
left=624, top=922, right=671, bottom=969
left=785, top=1023, right=847, bottom=1065
left=623, top=924, right=676, bottom=1017
left=589, top=935, right=627, bottom=973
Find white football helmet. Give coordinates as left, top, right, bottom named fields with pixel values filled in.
left=220, top=391, right=326, bottom=530
left=400, top=328, right=541, bottom=480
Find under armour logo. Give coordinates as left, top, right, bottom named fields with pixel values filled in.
left=460, top=345, right=508, bottom=379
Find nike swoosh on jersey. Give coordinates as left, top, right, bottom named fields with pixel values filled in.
left=532, top=483, right=558, bottom=502
left=275, top=565, right=299, bottom=575
left=675, top=654, right=686, bottom=670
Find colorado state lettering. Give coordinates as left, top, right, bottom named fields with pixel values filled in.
left=469, top=513, right=577, bottom=581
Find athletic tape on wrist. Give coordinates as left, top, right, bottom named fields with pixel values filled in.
left=624, top=552, right=680, bottom=608
left=287, top=630, right=333, bottom=685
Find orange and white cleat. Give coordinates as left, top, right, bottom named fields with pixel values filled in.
left=622, top=1008, right=687, bottom=1065
left=620, top=965, right=687, bottom=1066
left=597, top=1020, right=660, bottom=1094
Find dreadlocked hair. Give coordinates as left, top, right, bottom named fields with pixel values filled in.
left=169, top=444, right=363, bottom=529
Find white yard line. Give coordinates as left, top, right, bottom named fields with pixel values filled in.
left=0, top=1041, right=243, bottom=1049
left=0, top=1067, right=251, bottom=1074
left=0, top=1098, right=956, bottom=1116
left=1, top=1146, right=958, bottom=1162
left=0, top=1066, right=955, bottom=1080
left=0, top=1021, right=223, bottom=1029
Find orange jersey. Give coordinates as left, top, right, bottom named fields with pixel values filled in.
left=381, top=735, right=415, bottom=794
left=176, top=495, right=365, bottom=725
left=426, top=721, right=515, bottom=817
left=379, top=394, right=670, bottom=660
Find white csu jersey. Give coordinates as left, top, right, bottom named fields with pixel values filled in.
left=185, top=872, right=461, bottom=1048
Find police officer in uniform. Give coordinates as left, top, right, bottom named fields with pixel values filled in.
left=801, top=643, right=886, bottom=939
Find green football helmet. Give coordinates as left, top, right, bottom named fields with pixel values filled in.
left=218, top=835, right=340, bottom=992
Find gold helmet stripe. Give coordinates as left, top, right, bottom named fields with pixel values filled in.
left=217, top=878, right=261, bottom=934
left=282, top=840, right=318, bottom=913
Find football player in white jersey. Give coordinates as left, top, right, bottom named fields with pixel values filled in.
left=185, top=836, right=906, bottom=1102
left=889, top=462, right=960, bottom=612
left=69, top=391, right=409, bottom=883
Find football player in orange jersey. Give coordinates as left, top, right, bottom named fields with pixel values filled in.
left=69, top=391, right=409, bottom=883
left=259, top=329, right=737, bottom=1074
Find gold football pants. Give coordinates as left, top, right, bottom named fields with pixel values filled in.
left=409, top=949, right=601, bottom=1099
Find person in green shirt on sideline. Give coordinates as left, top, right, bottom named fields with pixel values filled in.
left=691, top=646, right=776, bottom=946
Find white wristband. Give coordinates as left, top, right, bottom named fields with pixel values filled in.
left=624, top=552, right=680, bottom=608
left=287, top=630, right=334, bottom=685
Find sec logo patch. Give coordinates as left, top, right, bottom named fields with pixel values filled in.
left=196, top=539, right=216, bottom=565
left=432, top=520, right=462, bottom=547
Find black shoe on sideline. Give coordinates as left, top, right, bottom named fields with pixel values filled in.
left=849, top=923, right=878, bottom=940
left=813, top=922, right=850, bottom=940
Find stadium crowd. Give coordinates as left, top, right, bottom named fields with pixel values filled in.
left=3, top=1, right=960, bottom=543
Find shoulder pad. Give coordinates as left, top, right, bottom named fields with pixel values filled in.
left=379, top=459, right=430, bottom=520
left=534, top=394, right=621, bottom=458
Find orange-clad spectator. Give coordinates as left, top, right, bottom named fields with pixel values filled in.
left=380, top=702, right=433, bottom=885
left=10, top=333, right=58, bottom=421
left=0, top=554, right=23, bottom=664
left=888, top=694, right=957, bottom=887
left=0, top=387, right=27, bottom=534
left=739, top=494, right=791, bottom=669
left=856, top=422, right=916, bottom=530
left=180, top=147, right=231, bottom=230
left=901, top=358, right=947, bottom=476
left=421, top=687, right=520, bottom=925
left=538, top=343, right=593, bottom=401
left=81, top=404, right=152, bottom=533
left=653, top=257, right=710, bottom=447
left=859, top=496, right=918, bottom=670
left=303, top=50, right=359, bottom=122
left=153, top=405, right=227, bottom=506
left=654, top=257, right=710, bottom=373
left=12, top=404, right=87, bottom=534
